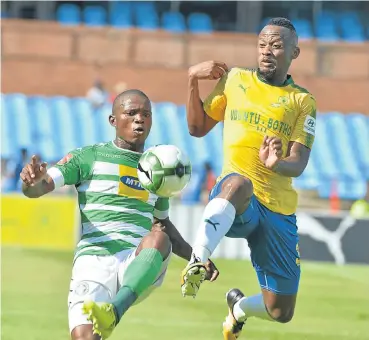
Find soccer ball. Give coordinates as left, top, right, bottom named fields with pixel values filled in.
left=137, top=145, right=192, bottom=198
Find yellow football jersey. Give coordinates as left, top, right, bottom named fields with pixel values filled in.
left=204, top=68, right=317, bottom=215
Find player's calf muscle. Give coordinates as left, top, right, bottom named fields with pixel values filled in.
left=263, top=291, right=296, bottom=323
left=219, top=175, right=253, bottom=214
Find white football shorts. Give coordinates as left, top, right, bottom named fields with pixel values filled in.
left=67, top=247, right=171, bottom=333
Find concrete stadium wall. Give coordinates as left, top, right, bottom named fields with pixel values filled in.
left=2, top=19, right=369, bottom=114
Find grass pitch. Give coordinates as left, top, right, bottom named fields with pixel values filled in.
left=2, top=247, right=369, bottom=340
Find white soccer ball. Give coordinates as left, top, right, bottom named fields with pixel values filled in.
left=137, top=144, right=192, bottom=198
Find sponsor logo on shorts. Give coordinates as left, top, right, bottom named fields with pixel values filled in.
left=75, top=282, right=89, bottom=296
left=296, top=244, right=301, bottom=266
left=120, top=176, right=145, bottom=191
left=303, top=115, right=316, bottom=136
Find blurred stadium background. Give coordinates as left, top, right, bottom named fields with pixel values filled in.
left=1, top=1, right=369, bottom=340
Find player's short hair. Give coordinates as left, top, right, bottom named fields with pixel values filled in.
left=266, top=17, right=296, bottom=33
left=112, top=89, right=150, bottom=114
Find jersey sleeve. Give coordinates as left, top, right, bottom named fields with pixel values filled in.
left=153, top=197, right=170, bottom=220
left=203, top=73, right=228, bottom=122
left=290, top=94, right=317, bottom=149
left=47, top=147, right=94, bottom=188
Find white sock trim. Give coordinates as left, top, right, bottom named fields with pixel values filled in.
left=233, top=294, right=274, bottom=322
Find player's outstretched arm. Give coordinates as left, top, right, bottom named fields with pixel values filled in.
left=21, top=155, right=55, bottom=198
left=187, top=61, right=228, bottom=137
left=153, top=217, right=219, bottom=281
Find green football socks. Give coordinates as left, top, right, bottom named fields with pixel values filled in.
left=112, top=248, right=163, bottom=322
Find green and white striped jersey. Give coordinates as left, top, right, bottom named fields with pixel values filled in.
left=48, top=141, right=169, bottom=261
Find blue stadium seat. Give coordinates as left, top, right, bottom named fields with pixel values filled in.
left=49, top=96, right=78, bottom=158
left=154, top=103, right=193, bottom=157
left=5, top=94, right=32, bottom=152
left=293, top=19, right=313, bottom=40
left=56, top=4, right=81, bottom=26
left=28, top=96, right=59, bottom=162
left=188, top=13, right=213, bottom=33
left=293, top=151, right=321, bottom=190
left=162, top=12, right=186, bottom=32
left=180, top=164, right=205, bottom=204
left=176, top=105, right=212, bottom=168
left=84, top=5, right=107, bottom=27
left=315, top=11, right=339, bottom=41
left=1, top=95, right=13, bottom=159
left=346, top=113, right=369, bottom=177
left=134, top=2, right=159, bottom=30
left=99, top=104, right=116, bottom=142
left=109, top=1, right=133, bottom=28
left=204, top=122, right=223, bottom=176
left=69, top=97, right=99, bottom=147
left=318, top=179, right=367, bottom=200
left=143, top=103, right=164, bottom=149
left=312, top=115, right=341, bottom=179
left=323, top=112, right=363, bottom=180
left=339, top=12, right=365, bottom=42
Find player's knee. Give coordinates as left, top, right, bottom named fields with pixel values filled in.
left=220, top=175, right=253, bottom=213
left=71, top=325, right=98, bottom=340
left=142, top=229, right=171, bottom=258
left=266, top=305, right=295, bottom=323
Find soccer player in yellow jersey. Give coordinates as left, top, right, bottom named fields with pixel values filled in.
left=180, top=18, right=317, bottom=339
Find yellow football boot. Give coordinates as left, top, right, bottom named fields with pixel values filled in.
left=82, top=301, right=117, bottom=340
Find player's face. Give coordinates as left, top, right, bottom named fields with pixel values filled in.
left=111, top=95, right=152, bottom=145
left=257, top=25, right=297, bottom=80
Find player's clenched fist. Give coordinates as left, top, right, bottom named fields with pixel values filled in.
left=259, top=136, right=283, bottom=170
left=20, top=155, right=48, bottom=187
left=188, top=60, right=229, bottom=80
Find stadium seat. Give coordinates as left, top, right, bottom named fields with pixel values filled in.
left=176, top=105, right=212, bottom=168
left=99, top=104, right=116, bottom=142
left=188, top=13, right=213, bottom=33
left=312, top=115, right=341, bottom=179
left=134, top=1, right=159, bottom=30
left=162, top=12, right=186, bottom=33
left=204, top=123, right=223, bottom=176
left=28, top=96, right=59, bottom=162
left=83, top=5, right=107, bottom=27
left=293, top=19, right=313, bottom=40
left=56, top=4, right=81, bottom=26
left=109, top=1, right=133, bottom=28
left=50, top=96, right=78, bottom=158
left=318, top=178, right=367, bottom=200
left=339, top=12, right=365, bottom=42
left=154, top=103, right=193, bottom=157
left=346, top=113, right=369, bottom=177
left=323, top=112, right=363, bottom=180
left=69, top=97, right=99, bottom=147
left=5, top=94, right=32, bottom=152
left=1, top=95, right=12, bottom=159
left=315, top=11, right=340, bottom=41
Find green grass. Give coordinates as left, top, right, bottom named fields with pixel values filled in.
left=2, top=247, right=369, bottom=340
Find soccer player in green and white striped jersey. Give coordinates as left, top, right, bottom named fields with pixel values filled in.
left=21, top=90, right=219, bottom=340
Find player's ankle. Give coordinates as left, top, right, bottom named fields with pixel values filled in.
left=191, top=246, right=211, bottom=263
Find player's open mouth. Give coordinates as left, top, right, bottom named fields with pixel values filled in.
left=134, top=127, right=145, bottom=134
left=262, top=60, right=274, bottom=66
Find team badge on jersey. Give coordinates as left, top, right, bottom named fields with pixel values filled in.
left=57, top=153, right=73, bottom=165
